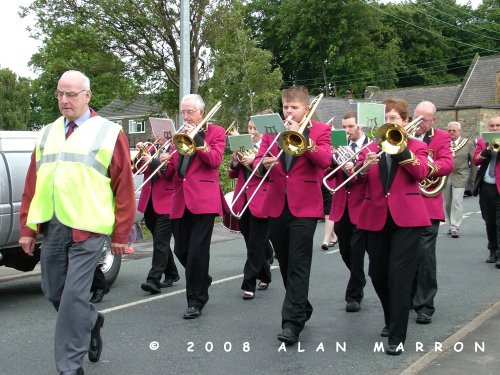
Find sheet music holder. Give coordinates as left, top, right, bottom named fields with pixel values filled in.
left=357, top=102, right=385, bottom=128
left=250, top=113, right=287, bottom=135
left=228, top=134, right=254, bottom=152
left=481, top=132, right=499, bottom=143
left=331, top=130, right=348, bottom=147
left=149, top=117, right=176, bottom=142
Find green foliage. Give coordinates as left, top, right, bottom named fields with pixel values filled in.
left=219, top=151, right=236, bottom=194
left=28, top=23, right=138, bottom=127
left=203, top=0, right=282, bottom=128
left=0, top=68, right=31, bottom=130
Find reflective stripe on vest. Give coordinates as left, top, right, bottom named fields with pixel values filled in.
left=27, top=116, right=122, bottom=234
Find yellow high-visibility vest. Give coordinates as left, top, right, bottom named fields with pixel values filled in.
left=27, top=116, right=122, bottom=234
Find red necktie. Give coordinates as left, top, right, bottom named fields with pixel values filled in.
left=66, top=121, right=77, bottom=139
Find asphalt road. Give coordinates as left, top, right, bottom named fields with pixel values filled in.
left=1, top=196, right=499, bottom=375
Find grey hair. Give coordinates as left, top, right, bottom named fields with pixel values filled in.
left=488, top=115, right=500, bottom=126
left=181, top=94, right=205, bottom=110
left=415, top=101, right=436, bottom=116
left=448, top=121, right=461, bottom=130
left=60, top=70, right=91, bottom=90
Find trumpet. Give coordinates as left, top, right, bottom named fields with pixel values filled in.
left=226, top=121, right=257, bottom=172
left=173, top=101, right=222, bottom=156
left=278, top=93, right=324, bottom=156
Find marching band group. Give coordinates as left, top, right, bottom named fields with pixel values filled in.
left=18, top=70, right=500, bottom=374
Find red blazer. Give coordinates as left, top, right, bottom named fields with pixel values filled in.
left=228, top=161, right=268, bottom=218
left=473, top=137, right=500, bottom=194
left=421, top=128, right=454, bottom=221
left=356, top=139, right=431, bottom=231
left=167, top=124, right=226, bottom=219
left=253, top=120, right=332, bottom=219
left=329, top=168, right=366, bottom=226
left=136, top=146, right=175, bottom=215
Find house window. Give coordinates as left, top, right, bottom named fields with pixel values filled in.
left=129, top=119, right=145, bottom=134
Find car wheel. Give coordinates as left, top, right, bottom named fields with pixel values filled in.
left=98, top=236, right=121, bottom=287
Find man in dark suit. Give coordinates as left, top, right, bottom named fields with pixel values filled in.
left=442, top=121, right=475, bottom=238
left=473, top=115, right=500, bottom=266
left=412, top=101, right=454, bottom=325
left=136, top=135, right=179, bottom=295
left=166, top=94, right=226, bottom=319
left=356, top=98, right=431, bottom=355
left=254, top=86, right=331, bottom=346
left=329, top=111, right=367, bottom=313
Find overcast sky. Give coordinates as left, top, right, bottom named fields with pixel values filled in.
left=0, top=0, right=484, bottom=80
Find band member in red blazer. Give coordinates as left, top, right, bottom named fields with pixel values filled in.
left=135, top=137, right=179, bottom=295
left=328, top=111, right=367, bottom=313
left=228, top=115, right=272, bottom=299
left=165, top=94, right=226, bottom=320
left=356, top=98, right=431, bottom=355
left=253, top=87, right=331, bottom=346
left=472, top=115, right=500, bottom=267
left=411, top=101, right=454, bottom=325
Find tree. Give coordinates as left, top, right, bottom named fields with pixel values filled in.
left=203, top=1, right=283, bottom=128
left=22, top=0, right=220, bottom=113
left=0, top=68, right=31, bottom=130
left=28, top=23, right=138, bottom=127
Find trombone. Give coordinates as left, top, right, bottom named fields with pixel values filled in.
left=135, top=101, right=222, bottom=193
left=229, top=116, right=293, bottom=219
left=324, top=116, right=424, bottom=194
left=173, top=101, right=222, bottom=156
left=278, top=93, right=324, bottom=156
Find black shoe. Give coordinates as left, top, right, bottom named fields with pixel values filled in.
left=90, top=288, right=108, bottom=304
left=277, top=328, right=299, bottom=346
left=486, top=254, right=497, bottom=263
left=60, top=369, right=84, bottom=375
left=451, top=229, right=459, bottom=238
left=345, top=301, right=361, bottom=312
left=496, top=261, right=500, bottom=269
left=88, top=313, right=104, bottom=362
left=386, top=344, right=403, bottom=355
left=380, top=326, right=389, bottom=337
left=416, top=312, right=432, bottom=324
left=257, top=282, right=269, bottom=290
left=242, top=291, right=255, bottom=300
left=160, top=275, right=180, bottom=288
left=321, top=243, right=328, bottom=251
left=183, top=306, right=201, bottom=319
left=141, top=281, right=161, bottom=294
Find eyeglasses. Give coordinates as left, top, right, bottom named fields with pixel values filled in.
left=385, top=115, right=402, bottom=122
left=54, top=90, right=86, bottom=99
left=181, top=109, right=200, bottom=116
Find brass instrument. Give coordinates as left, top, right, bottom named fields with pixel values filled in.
left=325, top=116, right=424, bottom=194
left=278, top=93, right=324, bottom=156
left=173, top=101, right=222, bottom=156
left=226, top=121, right=257, bottom=171
left=132, top=141, right=158, bottom=171
left=229, top=116, right=293, bottom=219
left=488, top=140, right=500, bottom=152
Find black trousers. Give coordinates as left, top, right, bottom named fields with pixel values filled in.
left=412, top=219, right=439, bottom=316
left=172, top=209, right=214, bottom=309
left=479, top=182, right=500, bottom=255
left=364, top=213, right=421, bottom=346
left=269, top=204, right=317, bottom=334
left=334, top=207, right=366, bottom=303
left=239, top=210, right=272, bottom=292
left=144, top=199, right=179, bottom=285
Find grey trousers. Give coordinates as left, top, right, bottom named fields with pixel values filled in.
left=442, top=178, right=465, bottom=230
left=412, top=220, right=440, bottom=316
left=40, top=217, right=104, bottom=372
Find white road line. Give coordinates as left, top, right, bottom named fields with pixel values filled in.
left=100, top=265, right=280, bottom=314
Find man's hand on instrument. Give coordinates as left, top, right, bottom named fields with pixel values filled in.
left=159, top=152, right=171, bottom=163
left=111, top=242, right=129, bottom=256
left=286, top=119, right=300, bottom=132
left=362, top=151, right=379, bottom=171
left=183, top=122, right=196, bottom=133
left=262, top=156, right=278, bottom=169
left=241, top=154, right=255, bottom=167
left=342, top=161, right=354, bottom=172
left=19, top=236, right=36, bottom=256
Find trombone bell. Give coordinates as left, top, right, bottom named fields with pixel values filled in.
left=376, top=123, right=407, bottom=155
left=278, top=131, right=308, bottom=156
left=173, top=134, right=197, bottom=156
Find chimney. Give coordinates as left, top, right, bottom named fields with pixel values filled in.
left=496, top=71, right=500, bottom=105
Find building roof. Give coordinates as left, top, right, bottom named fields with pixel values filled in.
left=315, top=53, right=500, bottom=124
left=97, top=95, right=166, bottom=120
left=455, top=53, right=500, bottom=107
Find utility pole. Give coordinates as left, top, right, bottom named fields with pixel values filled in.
left=179, top=0, right=190, bottom=127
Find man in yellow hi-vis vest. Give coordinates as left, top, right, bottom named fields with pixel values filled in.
left=19, top=70, right=135, bottom=375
